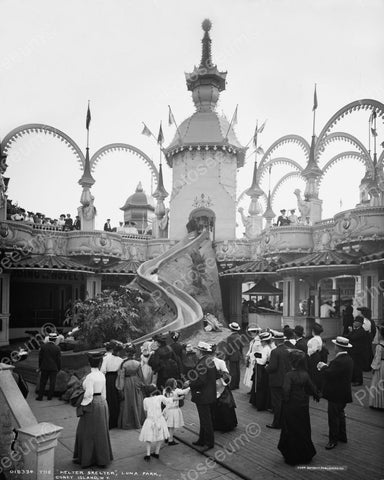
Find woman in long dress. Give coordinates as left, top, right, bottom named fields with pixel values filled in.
left=211, top=342, right=237, bottom=432
left=101, top=341, right=124, bottom=429
left=278, top=350, right=319, bottom=466
left=250, top=331, right=272, bottom=410
left=140, top=341, right=154, bottom=385
left=73, top=352, right=113, bottom=468
left=116, top=344, right=145, bottom=429
left=307, top=323, right=325, bottom=390
left=243, top=327, right=262, bottom=392
left=369, top=325, right=384, bottom=409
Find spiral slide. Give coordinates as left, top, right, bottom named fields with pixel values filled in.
left=133, top=231, right=207, bottom=344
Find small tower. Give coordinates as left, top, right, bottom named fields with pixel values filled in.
left=152, top=163, right=169, bottom=238
left=164, top=19, right=246, bottom=240
left=78, top=148, right=96, bottom=230
left=301, top=135, right=323, bottom=223
left=239, top=162, right=264, bottom=239
left=120, top=182, right=155, bottom=234
left=263, top=190, right=276, bottom=228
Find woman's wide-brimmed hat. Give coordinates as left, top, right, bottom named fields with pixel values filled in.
left=124, top=342, right=136, bottom=354
left=312, top=323, right=324, bottom=335
left=153, top=332, right=168, bottom=343
left=195, top=341, right=213, bottom=353
left=247, top=326, right=261, bottom=332
left=228, top=322, right=241, bottom=331
left=271, top=331, right=286, bottom=340
left=332, top=336, right=352, bottom=348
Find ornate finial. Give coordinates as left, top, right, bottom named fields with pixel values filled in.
left=202, top=19, right=212, bottom=32
left=200, top=19, right=212, bottom=68
left=136, top=182, right=143, bottom=192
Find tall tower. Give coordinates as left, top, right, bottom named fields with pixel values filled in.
left=164, top=20, right=246, bottom=241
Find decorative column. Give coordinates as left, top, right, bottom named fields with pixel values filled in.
left=78, top=147, right=96, bottom=231
left=228, top=277, right=242, bottom=325
left=152, top=163, right=169, bottom=238
left=239, top=161, right=264, bottom=239
left=263, top=190, right=275, bottom=229
left=0, top=273, right=10, bottom=346
left=301, top=135, right=323, bottom=223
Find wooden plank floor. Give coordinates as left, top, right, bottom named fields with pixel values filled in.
left=175, top=368, right=384, bottom=480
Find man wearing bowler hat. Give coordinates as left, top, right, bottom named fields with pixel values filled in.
left=184, top=342, right=217, bottom=450
left=36, top=332, right=62, bottom=401
left=317, top=336, right=353, bottom=450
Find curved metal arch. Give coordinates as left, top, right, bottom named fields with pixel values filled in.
left=271, top=171, right=305, bottom=203
left=259, top=135, right=310, bottom=171
left=316, top=99, right=384, bottom=146
left=1, top=123, right=85, bottom=168
left=319, top=152, right=368, bottom=187
left=257, top=157, right=304, bottom=183
left=90, top=143, right=159, bottom=182
left=316, top=132, right=374, bottom=170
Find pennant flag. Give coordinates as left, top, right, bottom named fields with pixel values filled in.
left=369, top=110, right=377, bottom=123
left=253, top=123, right=258, bottom=148
left=371, top=128, right=378, bottom=137
left=232, top=105, right=238, bottom=126
left=312, top=85, right=318, bottom=111
left=168, top=106, right=176, bottom=126
left=257, top=120, right=267, bottom=134
left=157, top=122, right=164, bottom=145
left=256, top=146, right=265, bottom=156
left=141, top=123, right=152, bottom=137
left=86, top=103, right=91, bottom=130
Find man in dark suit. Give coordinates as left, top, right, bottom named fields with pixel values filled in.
left=346, top=316, right=367, bottom=386
left=283, top=326, right=296, bottom=348
left=265, top=331, right=291, bottom=429
left=185, top=341, right=217, bottom=450
left=225, top=322, right=244, bottom=390
left=318, top=336, right=353, bottom=450
left=36, top=332, right=62, bottom=400
left=104, top=219, right=112, bottom=232
left=294, top=325, right=308, bottom=353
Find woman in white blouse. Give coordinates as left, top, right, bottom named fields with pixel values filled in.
left=250, top=331, right=272, bottom=411
left=73, top=352, right=113, bottom=469
left=307, top=323, right=327, bottom=390
left=243, top=327, right=262, bottom=391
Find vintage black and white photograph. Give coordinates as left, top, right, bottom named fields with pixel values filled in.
left=0, top=0, right=383, bottom=479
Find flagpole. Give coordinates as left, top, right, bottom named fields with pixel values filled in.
left=312, top=84, right=317, bottom=136
left=368, top=117, right=371, bottom=157
left=224, top=104, right=238, bottom=140
left=373, top=115, right=377, bottom=158
left=168, top=105, right=183, bottom=143
left=86, top=100, right=90, bottom=149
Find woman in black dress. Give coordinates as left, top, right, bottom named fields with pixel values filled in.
left=278, top=350, right=319, bottom=466
left=250, top=331, right=272, bottom=410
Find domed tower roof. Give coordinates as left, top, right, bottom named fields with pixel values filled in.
left=120, top=182, right=155, bottom=211
left=164, top=19, right=246, bottom=168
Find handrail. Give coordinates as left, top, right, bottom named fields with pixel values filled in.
left=134, top=232, right=206, bottom=343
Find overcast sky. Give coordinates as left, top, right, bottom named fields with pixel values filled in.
left=1, top=0, right=383, bottom=231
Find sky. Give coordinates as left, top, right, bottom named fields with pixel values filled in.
left=1, top=0, right=383, bottom=232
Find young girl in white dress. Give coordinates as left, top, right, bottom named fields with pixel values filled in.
left=163, top=378, right=190, bottom=445
left=139, top=385, right=169, bottom=461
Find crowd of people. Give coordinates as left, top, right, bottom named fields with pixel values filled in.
left=275, top=209, right=311, bottom=226
left=7, top=200, right=81, bottom=230
left=34, top=311, right=383, bottom=470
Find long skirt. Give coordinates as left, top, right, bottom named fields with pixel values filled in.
left=228, top=361, right=240, bottom=390
left=250, top=364, right=270, bottom=411
left=105, top=372, right=120, bottom=429
left=308, top=352, right=322, bottom=391
left=369, top=361, right=384, bottom=409
left=278, top=403, right=316, bottom=466
left=212, top=388, right=237, bottom=432
left=118, top=376, right=145, bottom=429
left=73, top=396, right=113, bottom=468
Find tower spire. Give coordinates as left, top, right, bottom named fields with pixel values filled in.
left=200, top=19, right=212, bottom=68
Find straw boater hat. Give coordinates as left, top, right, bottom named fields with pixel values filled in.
left=228, top=322, right=241, bottom=331
left=247, top=325, right=261, bottom=333
left=195, top=341, right=213, bottom=353
left=272, top=331, right=286, bottom=340
left=332, top=336, right=352, bottom=348
left=259, top=331, right=272, bottom=342
left=48, top=333, right=58, bottom=341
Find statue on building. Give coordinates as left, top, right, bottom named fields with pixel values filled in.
left=82, top=193, right=96, bottom=220
left=238, top=207, right=253, bottom=238
left=158, top=207, right=169, bottom=234
left=293, top=189, right=311, bottom=222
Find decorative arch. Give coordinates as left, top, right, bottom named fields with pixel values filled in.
left=90, top=143, right=159, bottom=183
left=258, top=135, right=310, bottom=171
left=1, top=124, right=85, bottom=168
left=320, top=152, right=368, bottom=181
left=271, top=171, right=305, bottom=203
left=316, top=99, right=384, bottom=149
left=257, top=157, right=303, bottom=183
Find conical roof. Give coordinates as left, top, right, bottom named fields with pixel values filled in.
left=121, top=182, right=155, bottom=211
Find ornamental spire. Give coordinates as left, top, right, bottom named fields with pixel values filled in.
left=246, top=161, right=264, bottom=199
left=153, top=163, right=168, bottom=199
left=78, top=147, right=95, bottom=188
left=200, top=19, right=212, bottom=69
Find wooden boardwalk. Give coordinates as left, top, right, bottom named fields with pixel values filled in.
left=175, top=369, right=384, bottom=480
